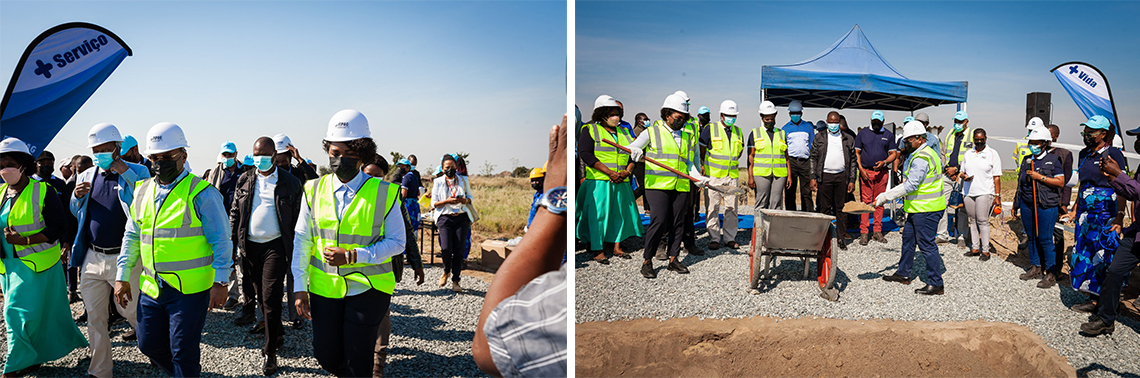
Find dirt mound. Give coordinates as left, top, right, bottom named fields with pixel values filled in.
left=577, top=317, right=1076, bottom=378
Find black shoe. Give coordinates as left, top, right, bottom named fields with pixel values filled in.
left=859, top=233, right=870, bottom=246
left=726, top=241, right=740, bottom=249
left=290, top=319, right=303, bottom=330
left=223, top=298, right=239, bottom=311
left=882, top=273, right=912, bottom=285
left=963, top=250, right=981, bottom=257
left=593, top=257, right=611, bottom=265
left=667, top=259, right=690, bottom=274
left=76, top=311, right=88, bottom=323
left=1071, top=301, right=1099, bottom=313
left=250, top=321, right=266, bottom=334
left=108, top=310, right=125, bottom=325
left=708, top=241, right=721, bottom=250
left=641, top=261, right=657, bottom=279
left=687, top=247, right=705, bottom=256
left=1079, top=317, right=1115, bottom=337
left=979, top=253, right=991, bottom=262
left=915, top=285, right=944, bottom=295
left=1019, top=266, right=1043, bottom=281
left=69, top=291, right=81, bottom=303
left=263, top=354, right=279, bottom=376
left=234, top=312, right=257, bottom=326
left=613, top=252, right=633, bottom=260
left=836, top=238, right=847, bottom=251
left=1037, top=272, right=1057, bottom=289
left=122, top=328, right=137, bottom=341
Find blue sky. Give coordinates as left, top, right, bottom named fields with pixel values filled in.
left=577, top=1, right=1140, bottom=164
left=2, top=1, right=565, bottom=175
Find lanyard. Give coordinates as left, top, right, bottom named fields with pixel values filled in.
left=445, top=177, right=461, bottom=198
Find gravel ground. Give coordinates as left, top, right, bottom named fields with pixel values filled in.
left=576, top=209, right=1140, bottom=378
left=0, top=265, right=488, bottom=377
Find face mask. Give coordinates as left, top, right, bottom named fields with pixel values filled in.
left=36, top=166, right=53, bottom=179
left=871, top=121, right=883, bottom=131
left=954, top=123, right=964, bottom=132
left=827, top=123, right=841, bottom=133
left=1083, top=134, right=1099, bottom=148
left=669, top=117, right=685, bottom=130
left=1029, top=145, right=1042, bottom=156
left=155, top=159, right=181, bottom=183
left=0, top=167, right=21, bottom=184
left=410, top=165, right=417, bottom=171
left=531, top=181, right=543, bottom=191
left=445, top=167, right=457, bottom=178
left=329, top=156, right=359, bottom=182
left=222, top=157, right=235, bottom=168
left=763, top=120, right=775, bottom=128
left=93, top=152, right=115, bottom=170
left=724, top=117, right=736, bottom=126
left=253, top=155, right=274, bottom=172
left=790, top=115, right=801, bottom=123
left=974, top=141, right=986, bottom=151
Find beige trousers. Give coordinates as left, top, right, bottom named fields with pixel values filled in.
left=705, top=176, right=740, bottom=244
left=79, top=248, right=141, bottom=378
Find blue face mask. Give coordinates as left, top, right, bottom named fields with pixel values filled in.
left=790, top=115, right=802, bottom=123
left=1029, top=145, right=1042, bottom=156
left=724, top=117, right=736, bottom=126
left=253, top=155, right=274, bottom=172
left=954, top=122, right=964, bottom=132
left=411, top=165, right=417, bottom=171
left=827, top=123, right=841, bottom=133
left=223, top=157, right=235, bottom=168
left=93, top=152, right=115, bottom=170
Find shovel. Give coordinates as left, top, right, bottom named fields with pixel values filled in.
left=602, top=139, right=745, bottom=196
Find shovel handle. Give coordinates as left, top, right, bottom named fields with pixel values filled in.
left=602, top=139, right=700, bottom=183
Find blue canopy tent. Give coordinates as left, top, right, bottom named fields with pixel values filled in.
left=761, top=25, right=968, bottom=111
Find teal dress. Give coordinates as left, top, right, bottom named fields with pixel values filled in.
left=0, top=198, right=88, bottom=373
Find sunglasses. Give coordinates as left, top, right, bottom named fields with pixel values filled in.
left=1080, top=131, right=1105, bottom=137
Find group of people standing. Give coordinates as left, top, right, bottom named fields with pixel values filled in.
left=575, top=92, right=1138, bottom=337
left=0, top=108, right=486, bottom=377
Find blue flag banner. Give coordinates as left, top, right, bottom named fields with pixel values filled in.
left=1051, top=61, right=1121, bottom=138
left=1, top=22, right=132, bottom=158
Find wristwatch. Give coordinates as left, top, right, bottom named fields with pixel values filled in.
left=539, top=186, right=567, bottom=215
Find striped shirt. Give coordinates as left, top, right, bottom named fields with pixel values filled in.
left=483, top=264, right=567, bottom=377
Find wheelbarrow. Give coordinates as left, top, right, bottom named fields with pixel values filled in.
left=748, top=209, right=841, bottom=301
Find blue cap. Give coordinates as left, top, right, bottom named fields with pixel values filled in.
left=904, top=116, right=915, bottom=123
left=1081, top=115, right=1111, bottom=130
left=871, top=110, right=884, bottom=121
left=698, top=106, right=710, bottom=115
left=1126, top=125, right=1140, bottom=136
left=305, top=159, right=313, bottom=165
left=220, top=141, right=237, bottom=154
left=397, top=158, right=412, bottom=166
left=243, top=155, right=253, bottom=166
left=954, top=111, right=968, bottom=121
left=120, top=135, right=138, bottom=155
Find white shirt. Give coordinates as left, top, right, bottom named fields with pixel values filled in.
left=961, top=146, right=1003, bottom=197
left=432, top=175, right=472, bottom=222
left=823, top=131, right=845, bottom=173
left=248, top=168, right=282, bottom=243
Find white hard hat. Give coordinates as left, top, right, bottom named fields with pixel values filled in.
left=719, top=100, right=739, bottom=116
left=1113, top=135, right=1124, bottom=149
left=1026, top=117, right=1045, bottom=130
left=87, top=123, right=123, bottom=148
left=901, top=121, right=927, bottom=139
left=758, top=101, right=777, bottom=116
left=0, top=137, right=32, bottom=157
left=594, top=95, right=619, bottom=110
left=788, top=100, right=804, bottom=113
left=272, top=134, right=292, bottom=154
left=662, top=94, right=689, bottom=113
left=143, top=122, right=190, bottom=155
left=673, top=90, right=689, bottom=103
left=1027, top=127, right=1051, bottom=142
left=324, top=109, right=371, bottom=142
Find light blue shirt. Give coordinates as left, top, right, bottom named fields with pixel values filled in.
left=70, top=161, right=151, bottom=268
left=783, top=120, right=815, bottom=159
left=291, top=171, right=407, bottom=296
left=903, top=150, right=932, bottom=194
left=118, top=168, right=233, bottom=284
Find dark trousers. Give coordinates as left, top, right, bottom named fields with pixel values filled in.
left=67, top=266, right=79, bottom=292
left=241, top=238, right=287, bottom=355
left=137, top=283, right=211, bottom=378
left=683, top=183, right=698, bottom=248
left=1098, top=238, right=1139, bottom=325
left=633, top=162, right=647, bottom=208
left=1054, top=211, right=1067, bottom=272
left=311, top=289, right=391, bottom=377
left=898, top=211, right=944, bottom=286
left=817, top=172, right=849, bottom=237
left=438, top=214, right=470, bottom=282
left=643, top=189, right=689, bottom=260
left=786, top=157, right=814, bottom=211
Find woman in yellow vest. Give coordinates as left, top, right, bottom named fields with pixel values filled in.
left=576, top=95, right=643, bottom=264
left=747, top=101, right=789, bottom=210
left=626, top=94, right=710, bottom=279
left=0, top=137, right=88, bottom=376
left=875, top=121, right=948, bottom=296
left=292, top=109, right=406, bottom=377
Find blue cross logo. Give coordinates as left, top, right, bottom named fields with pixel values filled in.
left=1069, top=65, right=1079, bottom=75
left=33, top=59, right=53, bottom=79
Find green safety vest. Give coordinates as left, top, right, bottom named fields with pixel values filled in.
left=941, top=127, right=973, bottom=164
left=132, top=174, right=215, bottom=299
left=903, top=145, right=947, bottom=213
left=583, top=122, right=634, bottom=181
left=644, top=121, right=696, bottom=192
left=1014, top=142, right=1033, bottom=175
left=304, top=174, right=399, bottom=298
left=0, top=181, right=61, bottom=273
left=705, top=122, right=743, bottom=179
left=751, top=126, right=788, bottom=177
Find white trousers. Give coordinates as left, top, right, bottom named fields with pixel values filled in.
left=79, top=248, right=141, bottom=378
left=705, top=176, right=739, bottom=244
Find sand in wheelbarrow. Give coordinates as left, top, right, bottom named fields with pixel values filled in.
left=577, top=317, right=1076, bottom=378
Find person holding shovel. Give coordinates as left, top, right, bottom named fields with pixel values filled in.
left=576, top=95, right=643, bottom=264
left=626, top=94, right=710, bottom=278
left=1012, top=128, right=1065, bottom=288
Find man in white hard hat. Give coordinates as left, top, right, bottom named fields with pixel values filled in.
left=699, top=100, right=744, bottom=250
left=71, top=122, right=152, bottom=378
left=115, top=122, right=233, bottom=377
left=272, top=134, right=319, bottom=182
left=202, top=141, right=253, bottom=312
left=747, top=101, right=789, bottom=210
left=875, top=121, right=947, bottom=295
left=626, top=94, right=709, bottom=277
left=783, top=100, right=815, bottom=212
left=292, top=109, right=406, bottom=377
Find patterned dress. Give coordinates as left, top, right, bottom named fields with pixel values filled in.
left=1071, top=185, right=1119, bottom=296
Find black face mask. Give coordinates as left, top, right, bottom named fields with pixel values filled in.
left=37, top=166, right=53, bottom=179
left=444, top=168, right=457, bottom=178
left=329, top=156, right=359, bottom=182
left=668, top=117, right=684, bottom=130
left=155, top=159, right=181, bottom=183
left=1083, top=134, right=1100, bottom=148
left=974, top=141, right=986, bottom=151
left=871, top=121, right=883, bottom=131
left=531, top=181, right=544, bottom=191
left=763, top=120, right=776, bottom=128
